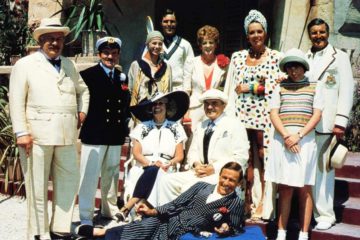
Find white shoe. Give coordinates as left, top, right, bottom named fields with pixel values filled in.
left=315, top=221, right=333, bottom=230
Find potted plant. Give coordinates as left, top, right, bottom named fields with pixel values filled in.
left=52, top=0, right=123, bottom=56
left=25, top=19, right=40, bottom=55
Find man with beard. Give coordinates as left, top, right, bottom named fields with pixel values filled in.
left=9, top=18, right=89, bottom=239
left=160, top=8, right=194, bottom=91
left=306, top=18, right=354, bottom=230
left=78, top=36, right=131, bottom=226
left=157, top=89, right=249, bottom=205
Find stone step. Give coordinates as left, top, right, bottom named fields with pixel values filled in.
left=335, top=197, right=360, bottom=225
left=311, top=223, right=360, bottom=240
left=335, top=176, right=360, bottom=198
left=336, top=152, right=360, bottom=179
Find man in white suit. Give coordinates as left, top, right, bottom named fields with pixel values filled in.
left=9, top=18, right=89, bottom=240
left=158, top=89, right=249, bottom=205
left=306, top=18, right=354, bottom=230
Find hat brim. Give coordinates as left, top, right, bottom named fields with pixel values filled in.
left=279, top=55, right=309, bottom=72
left=33, top=27, right=70, bottom=41
left=326, top=136, right=348, bottom=171
left=130, top=91, right=189, bottom=122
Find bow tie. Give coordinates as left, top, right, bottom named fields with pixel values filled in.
left=49, top=58, right=61, bottom=67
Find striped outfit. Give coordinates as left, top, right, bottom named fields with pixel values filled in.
left=105, top=182, right=245, bottom=240
left=265, top=77, right=323, bottom=187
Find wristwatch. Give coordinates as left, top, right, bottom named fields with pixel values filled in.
left=298, top=132, right=304, bottom=139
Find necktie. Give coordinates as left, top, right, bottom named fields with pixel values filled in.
left=109, top=71, right=114, bottom=83
left=49, top=59, right=61, bottom=68
left=203, top=121, right=215, bottom=164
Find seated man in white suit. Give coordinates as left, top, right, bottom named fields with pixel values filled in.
left=158, top=89, right=249, bottom=205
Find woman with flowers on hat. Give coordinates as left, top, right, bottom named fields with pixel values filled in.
left=117, top=91, right=189, bottom=221
left=128, top=31, right=172, bottom=110
left=183, top=25, right=230, bottom=133
left=265, top=48, right=323, bottom=240
left=224, top=9, right=285, bottom=220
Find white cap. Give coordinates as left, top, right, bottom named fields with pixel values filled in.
left=96, top=36, right=122, bottom=50
left=199, top=89, right=228, bottom=104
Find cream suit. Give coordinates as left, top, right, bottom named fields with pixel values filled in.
left=183, top=56, right=228, bottom=131
left=306, top=44, right=354, bottom=225
left=9, top=51, right=89, bottom=239
left=157, top=114, right=249, bottom=205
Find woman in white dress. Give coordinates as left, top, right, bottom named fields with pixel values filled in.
left=183, top=25, right=229, bottom=133
left=265, top=49, right=323, bottom=240
left=118, top=91, right=189, bottom=221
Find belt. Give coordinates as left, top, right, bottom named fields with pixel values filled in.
left=27, top=105, right=77, bottom=114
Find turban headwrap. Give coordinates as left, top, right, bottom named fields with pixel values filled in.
left=244, top=9, right=267, bottom=35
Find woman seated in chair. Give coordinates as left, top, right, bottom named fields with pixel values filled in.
left=118, top=91, right=189, bottom=221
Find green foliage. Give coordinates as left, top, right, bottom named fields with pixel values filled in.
left=346, top=87, right=360, bottom=151
left=0, top=85, right=23, bottom=195
left=0, top=0, right=28, bottom=65
left=52, top=0, right=123, bottom=43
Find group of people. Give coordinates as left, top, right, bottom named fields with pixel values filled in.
left=8, top=6, right=354, bottom=240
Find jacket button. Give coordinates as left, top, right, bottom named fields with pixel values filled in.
left=107, top=109, right=110, bottom=112
left=118, top=120, right=121, bottom=123
left=118, top=110, right=121, bottom=113
left=107, top=99, right=110, bottom=103
left=106, top=119, right=110, bottom=122
left=118, top=100, right=121, bottom=103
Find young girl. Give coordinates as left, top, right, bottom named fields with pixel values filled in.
left=265, top=48, right=323, bottom=240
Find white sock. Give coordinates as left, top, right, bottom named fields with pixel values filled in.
left=298, top=231, right=309, bottom=240
left=277, top=229, right=287, bottom=240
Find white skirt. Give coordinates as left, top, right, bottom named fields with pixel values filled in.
left=265, top=130, right=317, bottom=187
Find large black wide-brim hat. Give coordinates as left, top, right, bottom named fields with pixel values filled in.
left=130, top=91, right=190, bottom=122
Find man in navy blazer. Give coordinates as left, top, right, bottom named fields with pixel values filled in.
left=78, top=36, right=131, bottom=226
left=76, top=162, right=247, bottom=239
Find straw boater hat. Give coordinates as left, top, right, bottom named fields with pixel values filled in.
left=33, top=18, right=70, bottom=42
left=326, top=136, right=349, bottom=171
left=279, top=48, right=310, bottom=72
left=199, top=89, right=228, bottom=104
left=130, top=91, right=189, bottom=122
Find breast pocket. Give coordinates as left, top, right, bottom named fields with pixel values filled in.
left=58, top=77, right=76, bottom=95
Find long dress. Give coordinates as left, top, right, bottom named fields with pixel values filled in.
left=265, top=78, right=324, bottom=187
left=124, top=119, right=187, bottom=205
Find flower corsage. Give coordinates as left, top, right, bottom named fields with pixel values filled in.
left=217, top=54, right=230, bottom=69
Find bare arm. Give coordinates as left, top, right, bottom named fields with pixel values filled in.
left=132, top=140, right=152, bottom=167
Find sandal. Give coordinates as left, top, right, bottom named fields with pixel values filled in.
left=115, top=207, right=130, bottom=222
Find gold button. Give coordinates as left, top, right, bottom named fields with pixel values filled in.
left=118, top=100, right=121, bottom=103
left=118, top=120, right=121, bottom=123
left=107, top=99, right=110, bottom=103
left=118, top=110, right=121, bottom=113
left=107, top=109, right=110, bottom=112
left=106, top=119, right=109, bottom=122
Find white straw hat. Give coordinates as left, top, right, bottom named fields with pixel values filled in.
left=33, top=18, right=70, bottom=41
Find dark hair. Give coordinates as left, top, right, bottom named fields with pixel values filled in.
left=284, top=62, right=306, bottom=72
left=307, top=18, right=329, bottom=34
left=162, top=9, right=176, bottom=19
left=219, top=162, right=243, bottom=182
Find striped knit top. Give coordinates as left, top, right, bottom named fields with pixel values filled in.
left=271, top=77, right=323, bottom=132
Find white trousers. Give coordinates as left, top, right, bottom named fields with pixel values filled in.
left=312, top=134, right=336, bottom=224
left=78, top=144, right=121, bottom=225
left=157, top=170, right=218, bottom=206
left=19, top=144, right=79, bottom=240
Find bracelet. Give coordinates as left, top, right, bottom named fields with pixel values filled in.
left=257, top=84, right=265, bottom=95
left=253, top=83, right=259, bottom=95
left=249, top=84, right=254, bottom=94
left=297, top=132, right=304, bottom=139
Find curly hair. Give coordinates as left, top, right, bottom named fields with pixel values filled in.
left=196, top=25, right=219, bottom=46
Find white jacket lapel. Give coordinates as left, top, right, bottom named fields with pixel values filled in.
left=311, top=46, right=336, bottom=81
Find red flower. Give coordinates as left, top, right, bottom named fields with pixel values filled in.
left=217, top=54, right=230, bottom=69
left=218, top=206, right=229, bottom=214
left=121, top=84, right=129, bottom=91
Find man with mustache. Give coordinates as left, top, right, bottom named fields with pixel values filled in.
left=9, top=18, right=89, bottom=239
left=306, top=18, right=354, bottom=230
left=78, top=36, right=131, bottom=226
left=76, top=162, right=267, bottom=239
left=157, top=89, right=249, bottom=205
left=160, top=8, right=194, bottom=91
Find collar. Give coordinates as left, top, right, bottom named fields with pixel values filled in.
left=307, top=43, right=331, bottom=59
left=40, top=50, right=60, bottom=61
left=99, top=62, right=114, bottom=75
left=212, top=113, right=225, bottom=126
